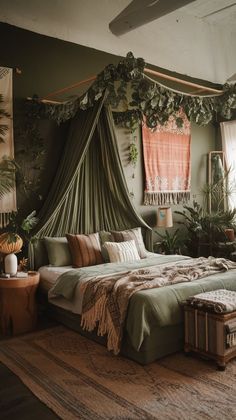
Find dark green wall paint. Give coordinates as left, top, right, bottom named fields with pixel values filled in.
left=0, top=23, right=216, bottom=228
left=0, top=23, right=122, bottom=100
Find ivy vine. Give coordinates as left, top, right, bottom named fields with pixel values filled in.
left=28, top=52, right=236, bottom=128
left=14, top=116, right=45, bottom=205
left=128, top=142, right=138, bottom=167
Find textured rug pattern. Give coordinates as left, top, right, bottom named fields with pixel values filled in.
left=0, top=326, right=235, bottom=420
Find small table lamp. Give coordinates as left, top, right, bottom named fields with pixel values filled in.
left=156, top=206, right=173, bottom=228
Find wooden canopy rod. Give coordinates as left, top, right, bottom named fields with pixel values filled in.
left=43, top=76, right=96, bottom=99
left=144, top=68, right=223, bottom=94
left=42, top=67, right=223, bottom=100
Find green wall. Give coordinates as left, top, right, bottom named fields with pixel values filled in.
left=0, top=23, right=216, bottom=229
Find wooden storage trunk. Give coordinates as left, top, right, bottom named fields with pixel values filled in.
left=184, top=305, right=236, bottom=370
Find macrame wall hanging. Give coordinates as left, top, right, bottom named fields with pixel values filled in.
left=0, top=67, right=17, bottom=227
left=142, top=110, right=191, bottom=205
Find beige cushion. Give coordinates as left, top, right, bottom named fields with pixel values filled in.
left=111, top=227, right=147, bottom=258
left=104, top=240, right=140, bottom=263
left=66, top=233, right=104, bottom=268
left=99, top=231, right=113, bottom=263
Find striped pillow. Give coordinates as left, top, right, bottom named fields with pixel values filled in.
left=66, top=233, right=104, bottom=268
left=104, top=240, right=140, bottom=263
left=111, top=227, right=147, bottom=258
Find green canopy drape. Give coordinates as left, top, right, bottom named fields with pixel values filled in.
left=29, top=96, right=152, bottom=268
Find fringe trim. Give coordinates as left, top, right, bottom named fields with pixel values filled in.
left=144, top=191, right=191, bottom=206
left=227, top=332, right=236, bottom=348
left=81, top=295, right=120, bottom=355
left=0, top=212, right=11, bottom=228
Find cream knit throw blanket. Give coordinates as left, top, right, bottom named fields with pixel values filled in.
left=80, top=257, right=236, bottom=354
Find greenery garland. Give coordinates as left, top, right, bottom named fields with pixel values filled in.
left=28, top=52, right=236, bottom=128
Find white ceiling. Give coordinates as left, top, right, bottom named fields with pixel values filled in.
left=0, top=0, right=236, bottom=84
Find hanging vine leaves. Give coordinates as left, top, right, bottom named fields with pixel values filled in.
left=28, top=52, right=236, bottom=128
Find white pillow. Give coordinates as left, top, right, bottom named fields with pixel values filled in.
left=111, top=227, right=147, bottom=258
left=104, top=240, right=140, bottom=263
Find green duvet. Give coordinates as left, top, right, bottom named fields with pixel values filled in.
left=49, top=255, right=236, bottom=352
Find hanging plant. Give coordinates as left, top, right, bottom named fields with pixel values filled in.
left=113, top=109, right=142, bottom=131
left=27, top=52, right=236, bottom=128
left=128, top=142, right=138, bottom=167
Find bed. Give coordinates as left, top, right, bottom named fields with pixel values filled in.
left=32, top=235, right=236, bottom=365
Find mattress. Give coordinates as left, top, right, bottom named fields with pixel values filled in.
left=39, top=251, right=159, bottom=313
left=39, top=265, right=73, bottom=292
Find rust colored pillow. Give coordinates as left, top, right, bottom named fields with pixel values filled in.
left=66, top=233, right=104, bottom=268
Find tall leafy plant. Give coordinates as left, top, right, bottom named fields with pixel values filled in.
left=155, top=229, right=184, bottom=255
left=175, top=201, right=236, bottom=257
left=0, top=157, right=16, bottom=198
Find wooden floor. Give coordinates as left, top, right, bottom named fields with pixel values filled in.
left=0, top=307, right=59, bottom=419
left=0, top=362, right=59, bottom=420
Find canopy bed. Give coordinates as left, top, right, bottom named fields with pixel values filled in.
left=34, top=237, right=236, bottom=365
left=28, top=92, right=236, bottom=365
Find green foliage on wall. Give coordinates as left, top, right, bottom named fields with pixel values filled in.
left=28, top=52, right=236, bottom=129
left=13, top=112, right=45, bottom=210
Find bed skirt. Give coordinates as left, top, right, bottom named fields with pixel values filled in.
left=46, top=302, right=183, bottom=365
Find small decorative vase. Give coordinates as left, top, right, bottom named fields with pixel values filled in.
left=224, top=229, right=235, bottom=242
left=4, top=253, right=18, bottom=276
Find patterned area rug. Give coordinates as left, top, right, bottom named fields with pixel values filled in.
left=0, top=325, right=235, bottom=420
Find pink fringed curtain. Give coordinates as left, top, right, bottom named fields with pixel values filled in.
left=142, top=111, right=191, bottom=205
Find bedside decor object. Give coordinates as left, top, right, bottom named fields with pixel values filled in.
left=156, top=206, right=173, bottom=228
left=0, top=232, right=23, bottom=276
left=0, top=210, right=38, bottom=274
left=18, top=256, right=28, bottom=272
left=4, top=252, right=17, bottom=276
left=225, top=228, right=235, bottom=242
left=16, top=271, right=28, bottom=278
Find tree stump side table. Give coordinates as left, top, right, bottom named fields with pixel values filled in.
left=0, top=272, right=40, bottom=336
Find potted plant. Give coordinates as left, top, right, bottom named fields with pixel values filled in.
left=154, top=229, right=184, bottom=255
left=0, top=211, right=38, bottom=274
left=175, top=201, right=236, bottom=257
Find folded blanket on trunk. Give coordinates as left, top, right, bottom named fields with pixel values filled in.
left=186, top=289, right=236, bottom=313
left=81, top=257, right=236, bottom=354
